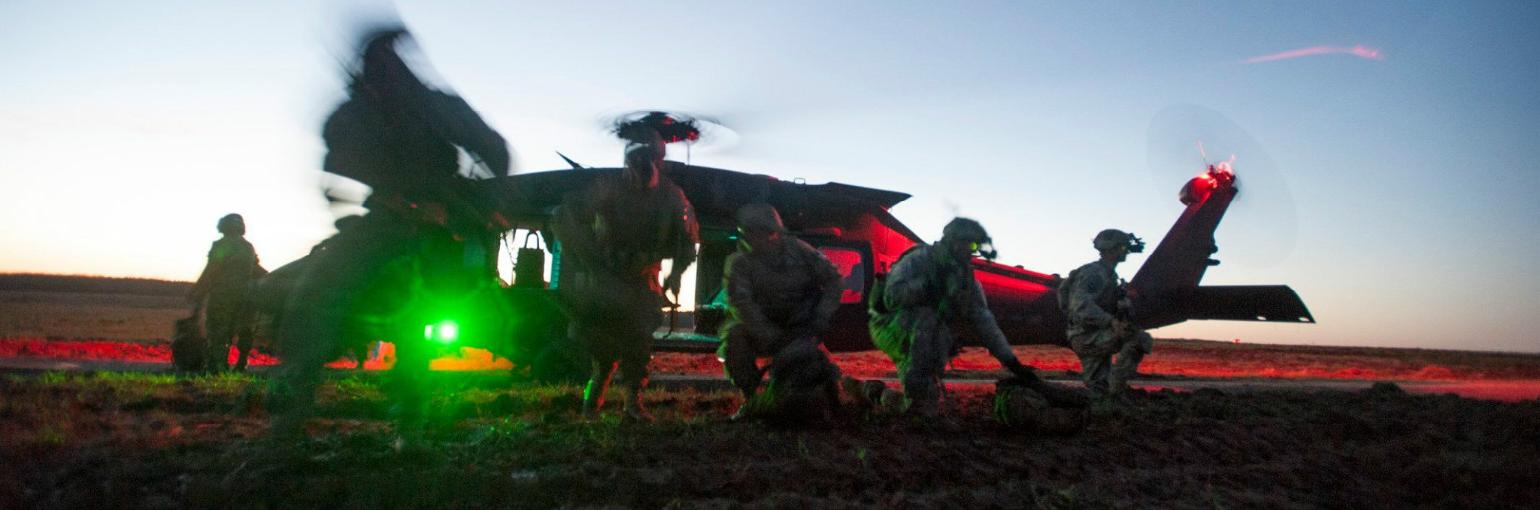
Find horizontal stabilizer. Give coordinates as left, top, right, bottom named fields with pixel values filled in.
left=1171, top=285, right=1315, bottom=323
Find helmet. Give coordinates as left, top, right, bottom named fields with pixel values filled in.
left=735, top=203, right=787, bottom=233
left=217, top=214, right=245, bottom=236
left=942, top=217, right=988, bottom=243
left=993, top=384, right=1049, bottom=428
left=993, top=380, right=1088, bottom=435
left=623, top=135, right=664, bottom=169
left=942, top=217, right=997, bottom=260
left=1093, top=229, right=1144, bottom=253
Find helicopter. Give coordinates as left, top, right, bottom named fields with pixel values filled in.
left=244, top=116, right=1312, bottom=381
left=475, top=151, right=1314, bottom=370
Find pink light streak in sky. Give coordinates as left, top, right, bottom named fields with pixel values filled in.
left=1241, top=45, right=1385, bottom=64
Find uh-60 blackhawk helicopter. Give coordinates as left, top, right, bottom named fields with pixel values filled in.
left=468, top=148, right=1314, bottom=380
left=254, top=139, right=1314, bottom=382
left=241, top=29, right=1312, bottom=383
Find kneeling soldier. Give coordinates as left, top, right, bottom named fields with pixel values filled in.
left=869, top=218, right=1042, bottom=417
left=1064, top=229, right=1153, bottom=400
left=719, top=203, right=843, bottom=420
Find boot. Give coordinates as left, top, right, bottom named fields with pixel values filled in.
left=622, top=387, right=652, bottom=422
left=729, top=388, right=758, bottom=421
left=205, top=342, right=229, bottom=373
left=840, top=376, right=873, bottom=409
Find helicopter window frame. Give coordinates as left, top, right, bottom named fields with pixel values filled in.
left=804, top=237, right=873, bottom=305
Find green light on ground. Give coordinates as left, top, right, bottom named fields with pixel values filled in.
left=424, top=320, right=459, bottom=344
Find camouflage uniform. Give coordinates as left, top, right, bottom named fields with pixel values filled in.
left=718, top=232, right=842, bottom=404
left=555, top=168, right=698, bottom=417
left=869, top=243, right=1028, bottom=416
left=192, top=219, right=262, bottom=371
left=1065, top=260, right=1153, bottom=398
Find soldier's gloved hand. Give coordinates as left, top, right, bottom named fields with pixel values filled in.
left=663, top=272, right=684, bottom=297
left=1002, top=358, right=1040, bottom=384
left=1112, top=319, right=1133, bottom=339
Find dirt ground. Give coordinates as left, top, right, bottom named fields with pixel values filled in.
left=5, top=280, right=1540, bottom=508
left=0, top=290, right=188, bottom=342
left=2, top=371, right=1538, bottom=509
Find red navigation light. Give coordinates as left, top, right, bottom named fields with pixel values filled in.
left=1178, top=160, right=1237, bottom=205
left=1179, top=172, right=1215, bottom=205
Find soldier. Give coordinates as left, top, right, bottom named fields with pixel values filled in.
left=268, top=29, right=511, bottom=438
left=869, top=218, right=1042, bottom=417
left=718, top=203, right=842, bottom=421
left=191, top=213, right=264, bottom=372
left=1063, top=229, right=1153, bottom=400
left=554, top=112, right=699, bottom=421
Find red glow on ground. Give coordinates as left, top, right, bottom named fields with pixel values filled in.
left=0, top=339, right=511, bottom=372
left=0, top=338, right=1519, bottom=382
left=0, top=339, right=281, bottom=366
left=5, top=338, right=1540, bottom=403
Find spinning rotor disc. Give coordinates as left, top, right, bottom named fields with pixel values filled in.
left=1147, top=104, right=1298, bottom=268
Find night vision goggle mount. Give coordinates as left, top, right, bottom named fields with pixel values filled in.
left=970, top=240, right=998, bottom=261
left=1125, top=234, right=1146, bottom=253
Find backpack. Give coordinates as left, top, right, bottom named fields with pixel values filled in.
left=868, top=245, right=928, bottom=315
left=1056, top=267, right=1081, bottom=315
left=1058, top=263, right=1111, bottom=315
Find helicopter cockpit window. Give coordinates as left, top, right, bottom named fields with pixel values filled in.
left=818, top=247, right=866, bottom=304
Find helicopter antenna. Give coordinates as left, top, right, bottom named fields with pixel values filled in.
left=556, top=151, right=586, bottom=169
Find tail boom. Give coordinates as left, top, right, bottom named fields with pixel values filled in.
left=1128, top=172, right=1314, bottom=330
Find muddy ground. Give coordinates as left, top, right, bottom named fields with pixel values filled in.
left=2, top=371, right=1538, bottom=509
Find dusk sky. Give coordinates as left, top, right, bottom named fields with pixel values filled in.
left=2, top=1, right=1536, bottom=352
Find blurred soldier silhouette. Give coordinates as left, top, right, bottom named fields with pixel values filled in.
left=868, top=218, right=1043, bottom=417
left=267, top=27, right=511, bottom=438
left=1063, top=229, right=1153, bottom=400
left=718, top=203, right=842, bottom=421
left=554, top=112, right=699, bottom=421
left=191, top=213, right=264, bottom=372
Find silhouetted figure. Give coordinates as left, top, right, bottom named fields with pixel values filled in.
left=1064, top=229, right=1152, bottom=400
left=191, top=213, right=263, bottom=372
left=719, top=203, right=843, bottom=422
left=554, top=112, right=699, bottom=421
left=868, top=218, right=1040, bottom=417
left=267, top=28, right=510, bottom=438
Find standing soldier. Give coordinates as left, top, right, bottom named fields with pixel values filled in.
left=554, top=112, right=699, bottom=421
left=191, top=213, right=263, bottom=372
left=719, top=203, right=843, bottom=421
left=268, top=28, right=511, bottom=438
left=1063, top=229, right=1153, bottom=400
left=869, top=218, right=1042, bottom=417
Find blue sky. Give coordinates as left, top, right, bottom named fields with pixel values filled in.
left=2, top=1, right=1536, bottom=352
